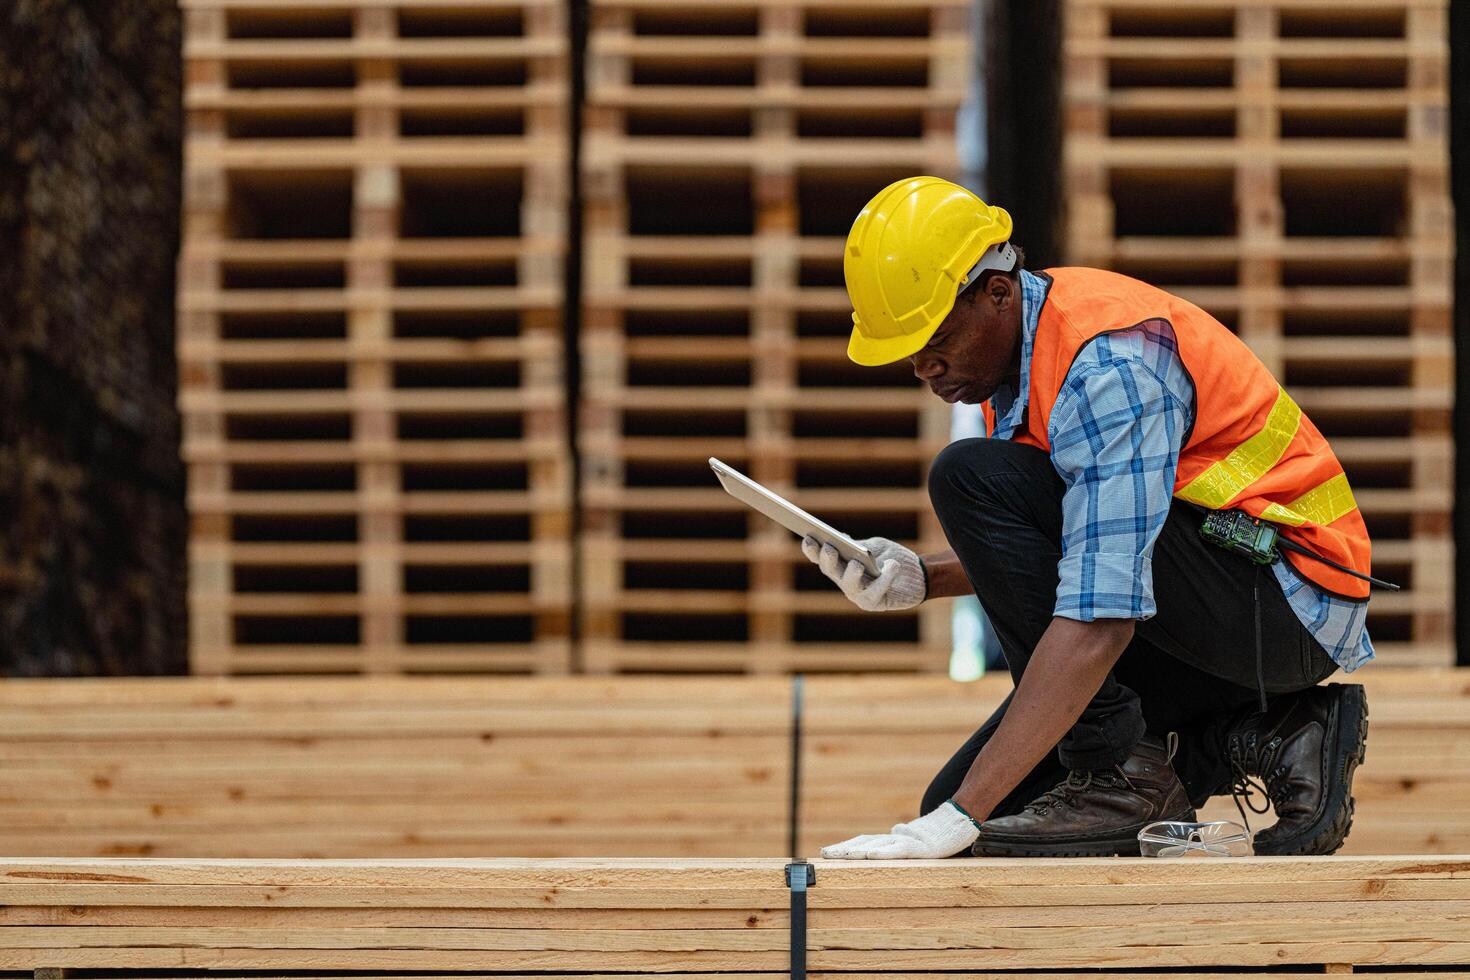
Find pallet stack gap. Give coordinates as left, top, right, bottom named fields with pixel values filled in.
left=1064, top=0, right=1453, bottom=665
left=579, top=0, right=972, bottom=674
left=179, top=0, right=573, bottom=674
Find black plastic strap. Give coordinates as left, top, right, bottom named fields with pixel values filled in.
left=788, top=674, right=804, bottom=858
left=1253, top=564, right=1267, bottom=714
left=785, top=861, right=815, bottom=980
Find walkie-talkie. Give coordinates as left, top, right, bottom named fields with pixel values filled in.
left=1199, top=510, right=1279, bottom=565
left=1198, top=508, right=1401, bottom=590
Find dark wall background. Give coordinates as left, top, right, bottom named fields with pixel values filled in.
left=986, top=0, right=1063, bottom=269
left=0, top=1, right=186, bottom=675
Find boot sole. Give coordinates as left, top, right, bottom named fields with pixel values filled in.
left=1253, top=682, right=1367, bottom=856
left=971, top=808, right=1198, bottom=858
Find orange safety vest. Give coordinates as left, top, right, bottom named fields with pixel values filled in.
left=981, top=267, right=1372, bottom=600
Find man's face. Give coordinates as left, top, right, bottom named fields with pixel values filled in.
left=907, top=275, right=1021, bottom=405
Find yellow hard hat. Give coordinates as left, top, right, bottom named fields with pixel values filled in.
left=844, top=176, right=1015, bottom=366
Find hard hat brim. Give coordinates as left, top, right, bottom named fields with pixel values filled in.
left=846, top=309, right=946, bottom=367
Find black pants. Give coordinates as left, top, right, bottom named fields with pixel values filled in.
left=919, top=438, right=1338, bottom=815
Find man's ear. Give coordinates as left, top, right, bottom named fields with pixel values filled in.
left=986, top=274, right=1014, bottom=310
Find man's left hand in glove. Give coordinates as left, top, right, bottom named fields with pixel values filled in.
left=819, top=800, right=982, bottom=859
left=802, top=535, right=927, bottom=612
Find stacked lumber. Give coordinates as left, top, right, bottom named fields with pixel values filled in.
left=0, top=676, right=791, bottom=858
left=1062, top=0, right=1453, bottom=665
left=177, top=0, right=572, bottom=674
left=1, top=856, right=1469, bottom=973
left=0, top=671, right=1464, bottom=859
left=799, top=670, right=1470, bottom=857
left=578, top=0, right=970, bottom=674
left=0, top=858, right=788, bottom=972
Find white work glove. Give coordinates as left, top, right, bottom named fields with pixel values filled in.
left=820, top=800, right=981, bottom=859
left=802, top=535, right=927, bottom=612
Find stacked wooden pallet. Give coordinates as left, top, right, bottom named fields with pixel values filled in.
left=3, top=856, right=1469, bottom=973
left=578, top=0, right=971, bottom=674
left=0, top=671, right=1464, bottom=859
left=1062, top=0, right=1454, bottom=665
left=177, top=0, right=572, bottom=674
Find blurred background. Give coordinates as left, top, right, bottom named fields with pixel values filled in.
left=0, top=0, right=1465, bottom=865
left=0, top=0, right=1460, bottom=679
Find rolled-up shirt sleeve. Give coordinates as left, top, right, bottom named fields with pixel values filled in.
left=1047, top=331, right=1191, bottom=622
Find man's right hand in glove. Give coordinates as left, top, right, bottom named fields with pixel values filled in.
left=802, top=536, right=927, bottom=612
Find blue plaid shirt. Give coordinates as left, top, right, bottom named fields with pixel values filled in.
left=988, top=270, right=1373, bottom=673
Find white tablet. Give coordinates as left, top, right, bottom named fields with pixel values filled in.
left=709, top=457, right=881, bottom=576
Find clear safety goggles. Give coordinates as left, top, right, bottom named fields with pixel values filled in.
left=955, top=240, right=1019, bottom=297
left=1138, top=819, right=1252, bottom=858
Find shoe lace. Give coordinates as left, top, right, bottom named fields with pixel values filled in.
left=1025, top=766, right=1138, bottom=815
left=1227, top=730, right=1288, bottom=837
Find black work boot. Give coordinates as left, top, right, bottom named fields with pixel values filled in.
left=971, top=734, right=1196, bottom=857
left=1220, top=682, right=1368, bottom=856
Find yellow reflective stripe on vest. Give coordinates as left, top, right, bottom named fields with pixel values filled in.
left=1176, top=387, right=1302, bottom=509
left=1259, top=473, right=1358, bottom=528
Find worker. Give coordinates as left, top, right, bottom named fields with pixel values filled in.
left=810, top=176, right=1376, bottom=858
